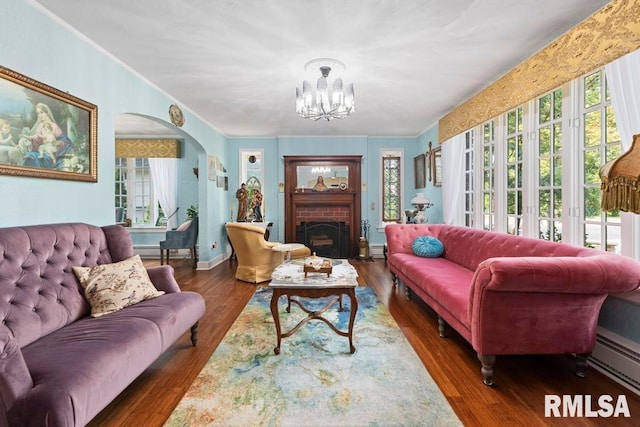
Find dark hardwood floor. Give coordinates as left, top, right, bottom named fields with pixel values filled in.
left=89, top=257, right=640, bottom=427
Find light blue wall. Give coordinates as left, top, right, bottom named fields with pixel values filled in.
left=228, top=136, right=438, bottom=246
left=1, top=1, right=228, bottom=264
left=416, top=125, right=443, bottom=225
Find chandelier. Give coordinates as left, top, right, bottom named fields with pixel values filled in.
left=295, top=58, right=355, bottom=121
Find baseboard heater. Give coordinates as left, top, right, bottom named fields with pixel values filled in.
left=589, top=327, right=640, bottom=396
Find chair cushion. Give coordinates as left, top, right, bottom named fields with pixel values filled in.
left=412, top=235, right=444, bottom=258
left=176, top=220, right=192, bottom=231
left=72, top=255, right=164, bottom=317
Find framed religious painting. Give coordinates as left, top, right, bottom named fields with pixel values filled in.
left=414, top=153, right=426, bottom=189
left=0, top=66, right=97, bottom=182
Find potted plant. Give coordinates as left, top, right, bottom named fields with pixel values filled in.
left=186, top=205, right=198, bottom=219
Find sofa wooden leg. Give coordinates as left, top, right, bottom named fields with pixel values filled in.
left=477, top=353, right=496, bottom=387
left=391, top=272, right=398, bottom=287
left=404, top=286, right=412, bottom=300
left=575, top=353, right=590, bottom=378
left=190, top=322, right=199, bottom=346
left=437, top=315, right=448, bottom=338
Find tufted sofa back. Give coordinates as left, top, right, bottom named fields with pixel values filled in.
left=385, top=224, right=595, bottom=271
left=0, top=223, right=134, bottom=348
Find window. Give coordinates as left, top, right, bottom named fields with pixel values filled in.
left=115, top=158, right=127, bottom=222
left=505, top=107, right=524, bottom=235
left=580, top=70, right=621, bottom=252
left=481, top=121, right=496, bottom=231
left=458, top=67, right=633, bottom=256
left=238, top=149, right=264, bottom=221
left=381, top=149, right=403, bottom=224
left=464, top=131, right=475, bottom=227
left=114, top=157, right=163, bottom=226
left=536, top=89, right=563, bottom=242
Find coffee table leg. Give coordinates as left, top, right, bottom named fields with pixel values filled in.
left=346, top=289, right=358, bottom=354
left=270, top=289, right=283, bottom=355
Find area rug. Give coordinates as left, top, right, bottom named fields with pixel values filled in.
left=165, top=286, right=462, bottom=426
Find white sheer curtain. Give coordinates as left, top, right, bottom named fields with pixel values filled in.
left=441, top=134, right=465, bottom=225
left=605, top=49, right=640, bottom=260
left=148, top=158, right=178, bottom=229
left=605, top=49, right=640, bottom=151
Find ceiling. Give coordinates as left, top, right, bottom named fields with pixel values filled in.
left=34, top=0, right=610, bottom=138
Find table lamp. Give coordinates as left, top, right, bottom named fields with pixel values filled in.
left=411, top=193, right=433, bottom=224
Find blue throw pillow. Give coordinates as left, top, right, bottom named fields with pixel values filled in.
left=412, top=236, right=444, bottom=258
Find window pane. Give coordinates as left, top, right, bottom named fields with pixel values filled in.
left=553, top=189, right=562, bottom=217
left=584, top=149, right=601, bottom=185
left=584, top=187, right=601, bottom=219
left=584, top=72, right=601, bottom=108
left=539, top=190, right=550, bottom=217
left=584, top=110, right=601, bottom=147
left=553, top=90, right=563, bottom=119
left=584, top=223, right=599, bottom=248
left=507, top=165, right=516, bottom=188
left=553, top=156, right=562, bottom=187
left=553, top=123, right=562, bottom=153
left=605, top=105, right=619, bottom=144
left=539, top=94, right=551, bottom=124
left=606, top=225, right=621, bottom=253
left=606, top=144, right=621, bottom=162
left=539, top=127, right=551, bottom=156
left=539, top=159, right=550, bottom=186
left=507, top=192, right=515, bottom=214
left=540, top=219, right=551, bottom=240
left=507, top=137, right=516, bottom=162
left=382, top=156, right=401, bottom=222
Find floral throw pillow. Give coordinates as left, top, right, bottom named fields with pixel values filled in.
left=73, top=255, right=165, bottom=318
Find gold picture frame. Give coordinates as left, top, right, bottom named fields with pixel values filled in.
left=0, top=66, right=97, bottom=182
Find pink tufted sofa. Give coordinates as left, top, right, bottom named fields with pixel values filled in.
left=385, top=224, right=640, bottom=386
left=0, top=223, right=205, bottom=426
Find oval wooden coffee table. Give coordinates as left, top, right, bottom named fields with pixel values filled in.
left=269, top=259, right=359, bottom=354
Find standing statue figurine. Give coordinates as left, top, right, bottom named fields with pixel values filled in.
left=236, top=183, right=249, bottom=221
left=252, top=189, right=263, bottom=221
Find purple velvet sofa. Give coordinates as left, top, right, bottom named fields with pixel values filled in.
left=385, top=224, right=640, bottom=386
left=0, top=223, right=205, bottom=426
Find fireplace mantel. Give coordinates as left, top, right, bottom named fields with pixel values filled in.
left=284, top=155, right=362, bottom=258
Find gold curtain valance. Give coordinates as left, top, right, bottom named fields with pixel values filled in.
left=438, top=0, right=640, bottom=143
left=115, top=139, right=182, bottom=158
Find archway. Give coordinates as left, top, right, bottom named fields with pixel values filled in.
left=114, top=113, right=209, bottom=266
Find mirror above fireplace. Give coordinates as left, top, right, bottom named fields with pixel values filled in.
left=296, top=164, right=349, bottom=191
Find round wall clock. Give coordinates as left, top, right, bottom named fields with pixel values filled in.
left=339, top=182, right=348, bottom=191
left=169, top=104, right=185, bottom=127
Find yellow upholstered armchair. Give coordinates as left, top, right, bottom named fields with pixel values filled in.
left=225, top=222, right=310, bottom=283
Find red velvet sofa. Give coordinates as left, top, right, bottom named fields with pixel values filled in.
left=0, top=223, right=205, bottom=426
left=384, top=224, right=640, bottom=386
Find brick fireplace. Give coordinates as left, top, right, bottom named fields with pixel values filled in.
left=297, top=221, right=350, bottom=258
left=284, top=155, right=362, bottom=259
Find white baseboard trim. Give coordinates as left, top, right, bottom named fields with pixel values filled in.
left=134, top=245, right=229, bottom=270
left=369, top=243, right=385, bottom=257
left=590, top=327, right=640, bottom=396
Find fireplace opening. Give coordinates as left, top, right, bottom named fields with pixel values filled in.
left=297, top=221, right=349, bottom=259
